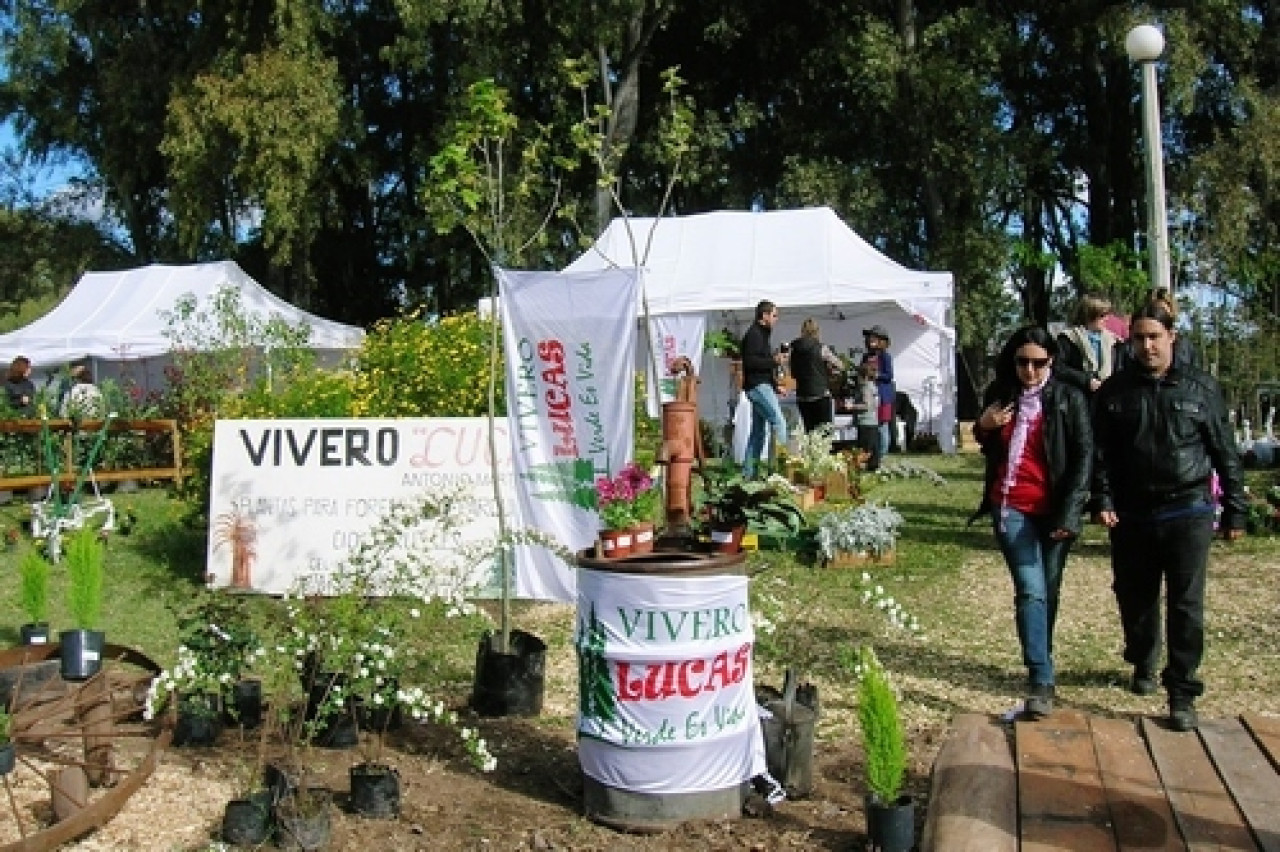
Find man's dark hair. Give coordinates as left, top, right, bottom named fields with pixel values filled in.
left=755, top=300, right=776, bottom=321
left=1130, top=301, right=1176, bottom=332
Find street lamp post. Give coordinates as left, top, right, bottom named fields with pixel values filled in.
left=1126, top=24, right=1172, bottom=294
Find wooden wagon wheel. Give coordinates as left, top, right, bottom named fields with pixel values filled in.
left=0, top=642, right=171, bottom=852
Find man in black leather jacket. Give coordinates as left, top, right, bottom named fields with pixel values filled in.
left=1092, top=303, right=1245, bottom=733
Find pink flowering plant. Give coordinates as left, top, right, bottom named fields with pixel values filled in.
left=595, top=471, right=637, bottom=530
left=619, top=462, right=660, bottom=525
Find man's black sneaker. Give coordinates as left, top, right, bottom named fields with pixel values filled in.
left=1024, top=683, right=1054, bottom=720
left=1130, top=670, right=1158, bottom=696
left=1169, top=704, right=1198, bottom=732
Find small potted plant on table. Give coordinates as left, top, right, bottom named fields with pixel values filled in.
left=17, top=546, right=52, bottom=645
left=595, top=470, right=638, bottom=557
left=60, top=528, right=106, bottom=681
left=695, top=469, right=807, bottom=553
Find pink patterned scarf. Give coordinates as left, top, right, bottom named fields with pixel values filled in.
left=998, top=376, right=1048, bottom=526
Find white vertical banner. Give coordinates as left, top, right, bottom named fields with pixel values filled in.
left=643, top=312, right=706, bottom=418
left=498, top=267, right=639, bottom=601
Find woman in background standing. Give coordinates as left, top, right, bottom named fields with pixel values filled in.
left=789, top=318, right=843, bottom=434
left=972, top=326, right=1092, bottom=720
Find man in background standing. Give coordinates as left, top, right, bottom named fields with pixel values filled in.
left=740, top=300, right=787, bottom=478
left=1092, top=302, right=1245, bottom=733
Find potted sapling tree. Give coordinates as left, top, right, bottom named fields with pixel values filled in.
left=856, top=646, right=914, bottom=852
left=17, top=546, right=52, bottom=645
left=60, top=528, right=106, bottom=681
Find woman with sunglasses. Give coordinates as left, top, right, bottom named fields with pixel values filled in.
left=971, top=326, right=1093, bottom=720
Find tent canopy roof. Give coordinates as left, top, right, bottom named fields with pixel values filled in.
left=0, top=261, right=364, bottom=366
left=563, top=206, right=952, bottom=317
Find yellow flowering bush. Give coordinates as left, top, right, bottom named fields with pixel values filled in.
left=351, top=310, right=504, bottom=417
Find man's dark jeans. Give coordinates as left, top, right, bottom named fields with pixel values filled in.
left=1109, top=512, right=1214, bottom=704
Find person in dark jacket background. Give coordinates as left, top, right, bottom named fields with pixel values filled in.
left=739, top=300, right=787, bottom=478
left=789, top=317, right=843, bottom=434
left=973, top=326, right=1092, bottom=720
left=4, top=356, right=37, bottom=416
left=1093, top=302, right=1245, bottom=733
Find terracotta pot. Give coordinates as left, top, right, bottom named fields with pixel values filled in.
left=629, top=522, right=656, bottom=554
left=599, top=528, right=634, bottom=558
left=708, top=523, right=745, bottom=554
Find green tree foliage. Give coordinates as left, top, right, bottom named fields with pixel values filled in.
left=0, top=207, right=129, bottom=325
left=3, top=0, right=1280, bottom=377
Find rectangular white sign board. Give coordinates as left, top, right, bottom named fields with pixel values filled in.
left=206, top=418, right=515, bottom=596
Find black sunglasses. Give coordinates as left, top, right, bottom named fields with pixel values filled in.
left=1015, top=356, right=1051, bottom=369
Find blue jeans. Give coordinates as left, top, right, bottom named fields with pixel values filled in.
left=878, top=422, right=891, bottom=459
left=743, top=383, right=787, bottom=478
left=993, top=507, right=1072, bottom=686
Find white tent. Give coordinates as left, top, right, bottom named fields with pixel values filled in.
left=564, top=206, right=956, bottom=450
left=0, top=261, right=365, bottom=393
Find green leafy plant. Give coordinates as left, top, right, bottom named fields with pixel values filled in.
left=855, top=646, right=908, bottom=803
left=0, top=705, right=10, bottom=745
left=816, top=501, right=904, bottom=560
left=703, top=328, right=740, bottom=358
left=64, top=528, right=105, bottom=630
left=274, top=487, right=497, bottom=769
left=18, top=547, right=51, bottom=625
left=145, top=592, right=264, bottom=721
left=696, top=468, right=806, bottom=535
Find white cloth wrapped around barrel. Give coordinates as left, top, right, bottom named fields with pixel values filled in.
left=576, top=568, right=766, bottom=794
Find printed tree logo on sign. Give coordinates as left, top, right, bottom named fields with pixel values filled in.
left=520, top=459, right=597, bottom=510
left=577, top=604, right=618, bottom=725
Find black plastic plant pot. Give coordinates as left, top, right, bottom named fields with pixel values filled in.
left=59, top=629, right=105, bottom=681
left=20, top=622, right=50, bottom=646
left=470, top=629, right=547, bottom=718
left=865, top=793, right=915, bottom=852
left=0, top=742, right=15, bottom=776
left=275, top=787, right=333, bottom=851
left=349, top=763, right=400, bottom=819
left=173, top=694, right=224, bottom=747
left=221, top=790, right=273, bottom=846
left=223, top=678, right=263, bottom=729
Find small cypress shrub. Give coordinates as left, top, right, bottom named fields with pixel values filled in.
left=18, top=547, right=51, bottom=624
left=857, top=646, right=907, bottom=803
left=64, top=529, right=105, bottom=630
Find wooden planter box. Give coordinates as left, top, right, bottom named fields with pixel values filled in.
left=826, top=549, right=895, bottom=568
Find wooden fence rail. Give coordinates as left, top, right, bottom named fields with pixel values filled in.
left=0, top=418, right=183, bottom=490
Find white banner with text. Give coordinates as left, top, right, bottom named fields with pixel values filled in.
left=206, top=418, right=513, bottom=596
left=498, top=267, right=638, bottom=602
left=575, top=569, right=765, bottom=794
left=643, top=312, right=706, bottom=418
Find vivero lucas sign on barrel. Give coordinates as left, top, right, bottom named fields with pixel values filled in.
left=575, top=562, right=766, bottom=801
